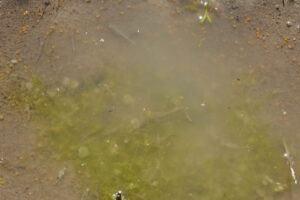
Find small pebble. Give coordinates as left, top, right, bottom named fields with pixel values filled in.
left=282, top=109, right=287, bottom=115
left=286, top=21, right=292, bottom=27
left=11, top=59, right=17, bottom=64
left=44, top=0, right=50, bottom=6
left=275, top=4, right=280, bottom=10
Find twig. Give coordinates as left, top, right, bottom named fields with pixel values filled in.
left=108, top=24, right=135, bottom=45
left=283, top=139, right=298, bottom=184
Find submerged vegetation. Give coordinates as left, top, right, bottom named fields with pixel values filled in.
left=184, top=0, right=214, bottom=23
left=199, top=0, right=212, bottom=24
left=11, top=61, right=292, bottom=200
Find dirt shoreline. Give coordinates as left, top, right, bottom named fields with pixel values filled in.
left=1, top=0, right=300, bottom=199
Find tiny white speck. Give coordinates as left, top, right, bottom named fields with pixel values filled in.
left=100, top=38, right=105, bottom=43
left=56, top=88, right=60, bottom=92
left=282, top=109, right=287, bottom=115
left=137, top=29, right=140, bottom=33
left=201, top=102, right=206, bottom=107
left=198, top=16, right=203, bottom=20
left=85, top=32, right=88, bottom=35
left=284, top=153, right=288, bottom=157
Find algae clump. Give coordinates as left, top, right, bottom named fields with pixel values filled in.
left=15, top=65, right=291, bottom=200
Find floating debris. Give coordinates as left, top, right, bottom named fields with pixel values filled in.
left=112, top=191, right=123, bottom=200
left=56, top=167, right=67, bottom=184
left=283, top=139, right=298, bottom=184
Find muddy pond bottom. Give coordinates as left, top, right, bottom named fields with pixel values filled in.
left=12, top=1, right=296, bottom=198
left=17, top=60, right=292, bottom=200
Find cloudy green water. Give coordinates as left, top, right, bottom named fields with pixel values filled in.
left=16, top=1, right=294, bottom=199
left=21, top=64, right=290, bottom=200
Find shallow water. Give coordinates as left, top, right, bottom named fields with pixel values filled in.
left=13, top=1, right=298, bottom=199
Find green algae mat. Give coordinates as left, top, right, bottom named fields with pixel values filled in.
left=14, top=63, right=291, bottom=200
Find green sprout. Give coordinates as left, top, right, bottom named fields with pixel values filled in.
left=199, top=0, right=212, bottom=24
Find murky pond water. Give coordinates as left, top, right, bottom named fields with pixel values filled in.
left=11, top=1, right=298, bottom=199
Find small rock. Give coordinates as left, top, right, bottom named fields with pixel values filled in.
left=11, top=59, right=17, bottom=64
left=44, top=0, right=50, bottom=6
left=0, top=177, right=5, bottom=185
left=275, top=4, right=280, bottom=10
left=286, top=21, right=292, bottom=27
left=288, top=44, right=294, bottom=49
left=57, top=167, right=67, bottom=182
left=282, top=109, right=287, bottom=115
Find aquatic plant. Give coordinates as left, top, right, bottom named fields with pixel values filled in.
left=199, top=0, right=212, bottom=24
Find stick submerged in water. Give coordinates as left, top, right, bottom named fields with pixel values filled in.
left=108, top=24, right=135, bottom=45
left=283, top=139, right=298, bottom=184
